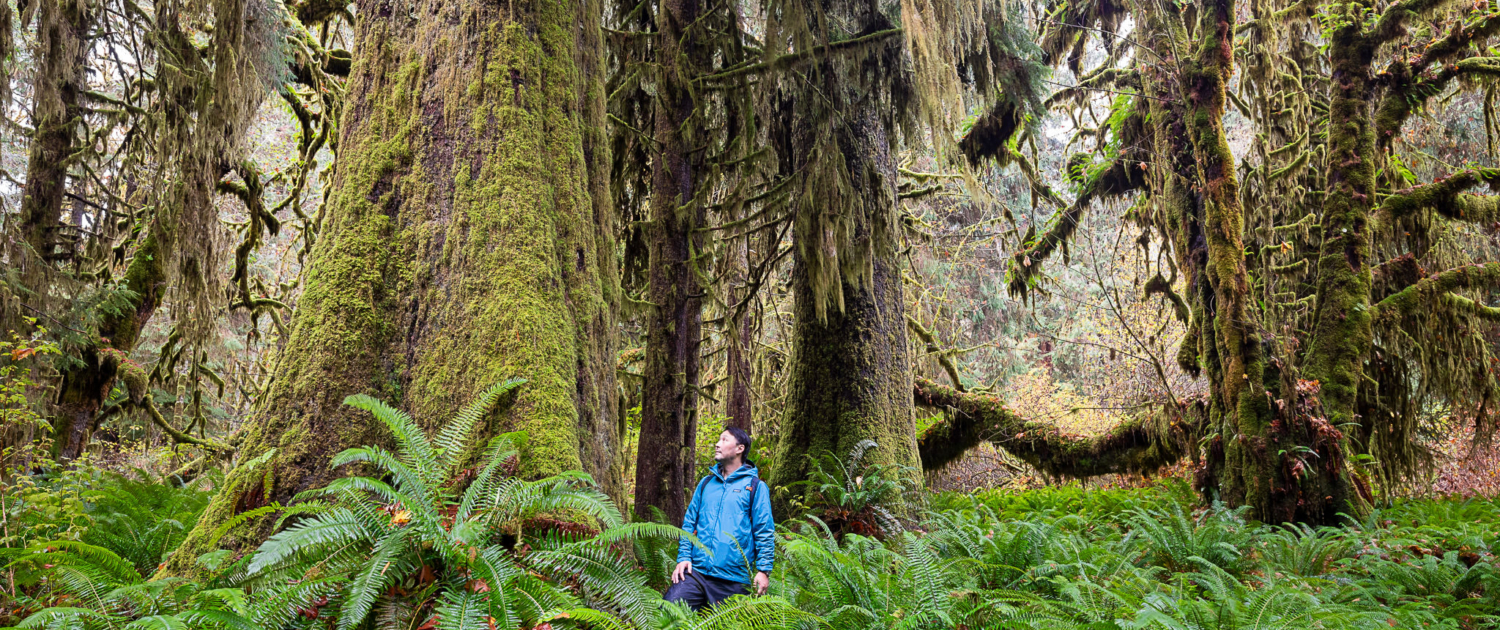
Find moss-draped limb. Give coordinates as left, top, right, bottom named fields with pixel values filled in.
left=1372, top=12, right=1500, bottom=144
left=913, top=377, right=1202, bottom=477
left=1005, top=155, right=1146, bottom=297
left=1043, top=68, right=1139, bottom=109
left=1144, top=273, right=1190, bottom=323
left=141, top=396, right=233, bottom=453
left=1368, top=0, right=1457, bottom=44
left=906, top=316, right=964, bottom=392
left=1379, top=169, right=1500, bottom=223
left=1371, top=262, right=1500, bottom=318
left=958, top=100, right=1022, bottom=166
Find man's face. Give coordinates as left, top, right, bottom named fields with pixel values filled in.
left=714, top=431, right=743, bottom=463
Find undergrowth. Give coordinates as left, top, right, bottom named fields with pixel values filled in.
left=2, top=429, right=1496, bottom=628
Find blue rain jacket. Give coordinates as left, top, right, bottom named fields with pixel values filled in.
left=677, top=462, right=775, bottom=584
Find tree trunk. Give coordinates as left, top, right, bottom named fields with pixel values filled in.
left=164, top=0, right=619, bottom=574
left=724, top=305, right=754, bottom=433
left=21, top=0, right=90, bottom=459
left=771, top=214, right=918, bottom=497
left=633, top=0, right=706, bottom=525
left=51, top=235, right=168, bottom=461
left=767, top=3, right=919, bottom=496
left=17, top=0, right=87, bottom=266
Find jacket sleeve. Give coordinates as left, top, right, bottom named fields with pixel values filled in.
left=751, top=482, right=775, bottom=573
left=677, top=481, right=703, bottom=564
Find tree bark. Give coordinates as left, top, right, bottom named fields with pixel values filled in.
left=164, top=0, right=619, bottom=574
left=634, top=0, right=706, bottom=525
left=18, top=0, right=89, bottom=459
left=17, top=0, right=88, bottom=266
left=767, top=4, right=919, bottom=498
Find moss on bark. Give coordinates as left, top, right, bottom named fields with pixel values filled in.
left=915, top=377, right=1202, bottom=477
left=161, top=0, right=619, bottom=576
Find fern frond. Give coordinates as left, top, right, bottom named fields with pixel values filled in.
left=175, top=609, right=258, bottom=630
left=326, top=446, right=435, bottom=507
left=13, top=540, right=142, bottom=586
left=343, top=393, right=443, bottom=487
left=435, top=588, right=490, bottom=630
left=435, top=379, right=526, bottom=472
left=121, top=615, right=189, bottom=630
left=247, top=508, right=371, bottom=574
left=336, top=529, right=412, bottom=630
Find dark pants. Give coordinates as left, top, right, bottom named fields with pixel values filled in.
left=663, top=572, right=749, bottom=611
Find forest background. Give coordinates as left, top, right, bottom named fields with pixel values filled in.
left=2, top=0, right=1500, bottom=623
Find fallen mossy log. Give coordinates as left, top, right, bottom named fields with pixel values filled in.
left=913, top=377, right=1206, bottom=478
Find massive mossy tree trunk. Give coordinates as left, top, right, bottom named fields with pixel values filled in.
left=765, top=1, right=919, bottom=500
left=634, top=0, right=706, bottom=525
left=165, top=0, right=619, bottom=573
left=1170, top=0, right=1357, bottom=524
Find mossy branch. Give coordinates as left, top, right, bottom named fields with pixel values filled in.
left=1005, top=157, right=1144, bottom=298
left=1370, top=0, right=1459, bottom=44
left=913, top=377, right=1202, bottom=476
left=1379, top=169, right=1500, bottom=223
left=694, top=28, right=902, bottom=85
left=1143, top=274, right=1190, bottom=323
left=1372, top=262, right=1500, bottom=318
left=905, top=316, right=964, bottom=391
left=1442, top=292, right=1500, bottom=320
left=143, top=396, right=233, bottom=453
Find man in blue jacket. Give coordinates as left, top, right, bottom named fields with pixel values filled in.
left=665, top=427, right=775, bottom=610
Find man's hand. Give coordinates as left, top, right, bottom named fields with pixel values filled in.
left=753, top=571, right=769, bottom=596
left=671, top=561, right=693, bottom=584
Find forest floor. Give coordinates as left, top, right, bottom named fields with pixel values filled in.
left=2, top=462, right=1497, bottom=629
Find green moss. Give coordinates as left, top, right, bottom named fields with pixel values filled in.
left=164, top=0, right=620, bottom=577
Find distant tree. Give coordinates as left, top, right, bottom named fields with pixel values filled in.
left=920, top=0, right=1500, bottom=524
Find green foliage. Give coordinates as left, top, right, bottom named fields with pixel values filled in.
left=7, top=437, right=1499, bottom=630
left=787, top=440, right=921, bottom=539
left=0, top=327, right=60, bottom=452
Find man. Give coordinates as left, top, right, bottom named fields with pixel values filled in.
left=664, top=427, right=775, bottom=610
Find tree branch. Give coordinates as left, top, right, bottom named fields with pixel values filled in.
left=906, top=317, right=965, bottom=392
left=1372, top=262, right=1500, bottom=318
left=1379, top=169, right=1500, bottom=223
left=143, top=397, right=233, bottom=453
left=913, top=377, right=1203, bottom=476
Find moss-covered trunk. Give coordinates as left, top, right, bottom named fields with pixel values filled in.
left=771, top=222, right=918, bottom=498
left=767, top=2, right=919, bottom=495
left=1177, top=0, right=1360, bottom=524
left=52, top=235, right=168, bottom=461
left=164, top=0, right=619, bottom=574
left=16, top=0, right=86, bottom=265
left=19, top=0, right=88, bottom=459
left=633, top=0, right=706, bottom=525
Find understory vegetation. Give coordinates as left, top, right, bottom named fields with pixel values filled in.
left=3, top=413, right=1496, bottom=628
